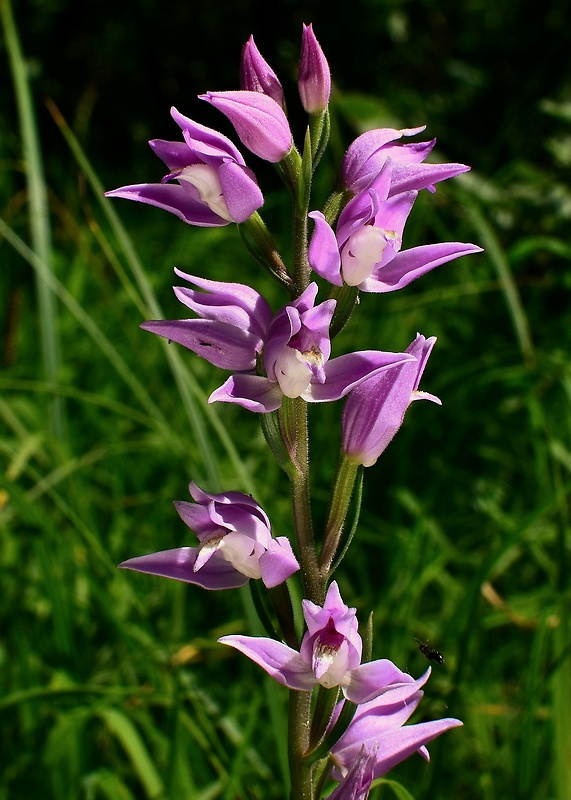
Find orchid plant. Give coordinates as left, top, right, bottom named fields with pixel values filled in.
left=107, top=22, right=481, bottom=799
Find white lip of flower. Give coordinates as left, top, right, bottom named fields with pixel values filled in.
left=194, top=529, right=262, bottom=579
left=176, top=164, right=233, bottom=222
left=312, top=638, right=348, bottom=688
left=221, top=537, right=263, bottom=579
left=341, top=226, right=395, bottom=286
left=275, top=346, right=315, bottom=398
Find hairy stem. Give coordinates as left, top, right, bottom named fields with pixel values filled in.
left=288, top=689, right=313, bottom=800
left=280, top=397, right=323, bottom=604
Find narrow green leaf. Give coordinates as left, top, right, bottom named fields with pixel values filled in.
left=97, top=707, right=165, bottom=799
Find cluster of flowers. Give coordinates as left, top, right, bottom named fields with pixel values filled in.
left=108, top=24, right=480, bottom=799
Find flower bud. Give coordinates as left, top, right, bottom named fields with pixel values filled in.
left=240, top=35, right=285, bottom=108
left=200, top=90, right=293, bottom=163
left=342, top=334, right=441, bottom=466
left=298, top=23, right=331, bottom=113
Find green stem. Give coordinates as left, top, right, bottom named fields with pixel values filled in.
left=288, top=690, right=314, bottom=800
left=278, top=136, right=326, bottom=800
left=279, top=397, right=323, bottom=604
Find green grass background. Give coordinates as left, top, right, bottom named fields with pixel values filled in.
left=1, top=0, right=571, bottom=797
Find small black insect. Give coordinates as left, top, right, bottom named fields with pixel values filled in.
left=414, top=638, right=444, bottom=666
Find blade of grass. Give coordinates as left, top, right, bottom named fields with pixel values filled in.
left=97, top=707, right=165, bottom=799
left=47, top=100, right=261, bottom=494
left=0, top=216, right=171, bottom=437
left=0, top=0, right=64, bottom=437
left=460, top=193, right=535, bottom=365
left=0, top=378, right=154, bottom=429
left=46, top=100, right=225, bottom=489
left=551, top=618, right=571, bottom=800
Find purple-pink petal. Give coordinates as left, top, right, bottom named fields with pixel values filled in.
left=380, top=137, right=436, bottom=165
left=174, top=269, right=272, bottom=321
left=240, top=35, right=285, bottom=107
left=342, top=127, right=422, bottom=193
left=171, top=106, right=246, bottom=165
left=303, top=350, right=415, bottom=403
left=150, top=138, right=202, bottom=170
left=298, top=23, right=331, bottom=113
left=173, top=500, right=213, bottom=537
left=342, top=334, right=440, bottom=467
left=209, top=374, right=284, bottom=413
left=292, top=299, right=336, bottom=362
left=335, top=177, right=386, bottom=246
left=327, top=747, right=376, bottom=800
left=367, top=718, right=463, bottom=779
left=362, top=241, right=483, bottom=293
left=105, top=183, right=228, bottom=227
left=371, top=191, right=417, bottom=245
left=388, top=161, right=470, bottom=197
left=140, top=318, right=261, bottom=371
left=345, top=661, right=425, bottom=705
left=308, top=211, right=343, bottom=285
left=302, top=581, right=358, bottom=641
left=330, top=674, right=462, bottom=780
left=172, top=286, right=263, bottom=334
left=119, top=547, right=249, bottom=590
left=263, top=306, right=303, bottom=381
left=200, top=91, right=293, bottom=163
left=346, top=662, right=419, bottom=705
left=218, top=635, right=316, bottom=690
left=259, top=536, right=300, bottom=588
left=172, top=269, right=272, bottom=338
left=218, top=160, right=265, bottom=222
left=208, top=504, right=268, bottom=541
